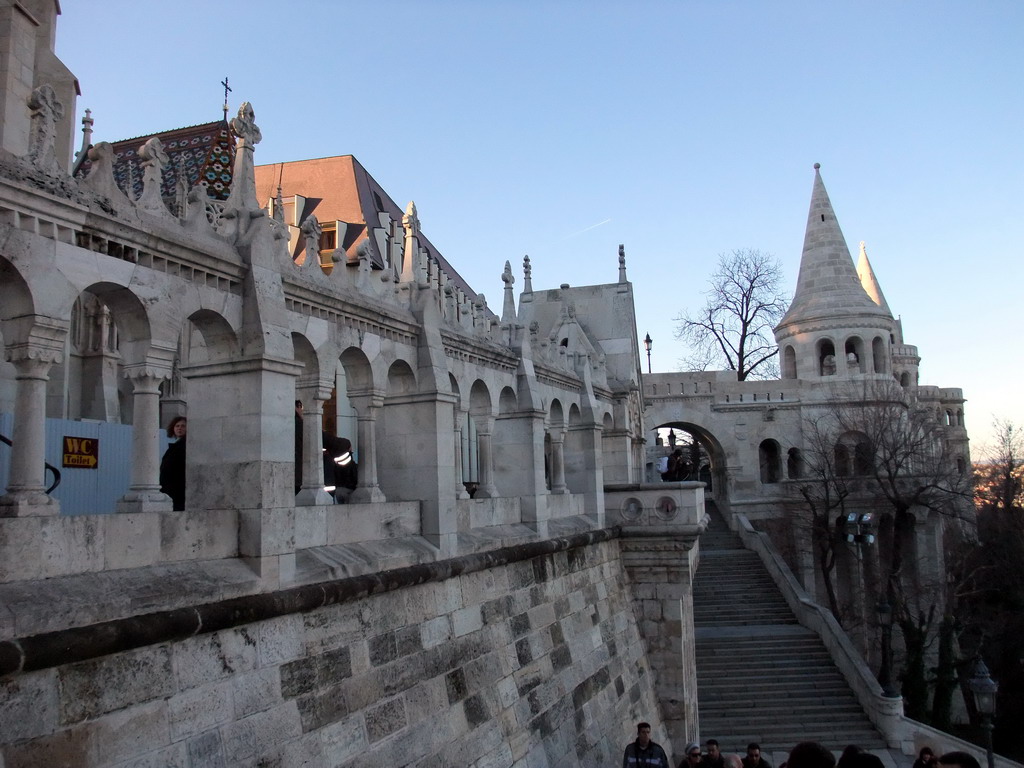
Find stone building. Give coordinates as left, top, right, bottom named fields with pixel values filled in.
left=0, top=4, right=700, bottom=765
left=0, top=3, right=978, bottom=766
left=644, top=163, right=970, bottom=635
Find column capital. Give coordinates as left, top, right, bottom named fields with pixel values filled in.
left=122, top=363, right=172, bottom=393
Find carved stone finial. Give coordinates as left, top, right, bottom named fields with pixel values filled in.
left=231, top=102, right=262, bottom=148
left=522, top=255, right=533, bottom=293
left=501, top=260, right=516, bottom=324
left=81, top=141, right=128, bottom=204
left=27, top=84, right=65, bottom=174
left=300, top=215, right=323, bottom=270
left=618, top=243, right=627, bottom=283
left=403, top=201, right=419, bottom=235
left=273, top=185, right=285, bottom=223
left=224, top=101, right=262, bottom=221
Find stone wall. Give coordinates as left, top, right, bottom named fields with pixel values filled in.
left=0, top=539, right=669, bottom=767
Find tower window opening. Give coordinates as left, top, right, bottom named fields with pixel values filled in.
left=821, top=214, right=825, bottom=222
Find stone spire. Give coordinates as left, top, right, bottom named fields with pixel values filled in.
left=501, top=261, right=516, bottom=323
left=856, top=240, right=891, bottom=314
left=778, top=164, right=887, bottom=327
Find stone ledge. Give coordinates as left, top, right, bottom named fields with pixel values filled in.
left=0, top=527, right=620, bottom=678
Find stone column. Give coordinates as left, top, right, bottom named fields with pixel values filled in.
left=117, top=365, right=173, bottom=513
left=473, top=417, right=498, bottom=499
left=619, top=496, right=706, bottom=763
left=549, top=429, right=568, bottom=495
left=0, top=355, right=59, bottom=516
left=349, top=394, right=386, bottom=503
left=295, top=384, right=333, bottom=506
left=454, top=418, right=470, bottom=500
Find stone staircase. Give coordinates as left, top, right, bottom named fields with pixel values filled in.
left=694, top=501, right=886, bottom=754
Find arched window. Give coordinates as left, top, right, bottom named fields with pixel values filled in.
left=945, top=410, right=952, bottom=427
left=783, top=345, right=797, bottom=379
left=835, top=444, right=851, bottom=477
left=818, top=339, right=837, bottom=376
left=899, top=372, right=910, bottom=388
left=787, top=448, right=803, bottom=479
left=759, top=440, right=781, bottom=484
left=956, top=409, right=964, bottom=427
left=853, top=440, right=873, bottom=475
left=872, top=336, right=887, bottom=374
left=956, top=456, right=966, bottom=475
left=845, top=337, right=865, bottom=373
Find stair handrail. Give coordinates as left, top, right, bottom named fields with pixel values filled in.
left=0, top=433, right=61, bottom=494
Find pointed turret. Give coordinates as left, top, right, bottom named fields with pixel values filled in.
left=856, top=241, right=891, bottom=314
left=778, top=164, right=887, bottom=327
left=775, top=165, right=896, bottom=381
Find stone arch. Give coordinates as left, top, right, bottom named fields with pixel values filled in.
left=844, top=336, right=866, bottom=374
left=386, top=359, right=417, bottom=396
left=899, top=371, right=911, bottom=388
left=758, top=439, right=781, bottom=484
left=956, top=408, right=963, bottom=427
left=872, top=336, right=887, bottom=374
left=817, top=338, right=837, bottom=377
left=782, top=345, right=797, bottom=379
left=649, top=419, right=727, bottom=501
left=786, top=447, right=803, bottom=479
left=67, top=282, right=154, bottom=424
left=498, top=386, right=517, bottom=415
left=339, top=347, right=374, bottom=392
left=564, top=402, right=592, bottom=495
left=187, top=309, right=240, bottom=364
left=836, top=430, right=872, bottom=476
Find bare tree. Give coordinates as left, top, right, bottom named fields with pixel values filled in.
left=675, top=249, right=788, bottom=380
left=790, top=380, right=973, bottom=721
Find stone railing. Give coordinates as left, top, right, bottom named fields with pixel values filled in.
left=732, top=512, right=1023, bottom=766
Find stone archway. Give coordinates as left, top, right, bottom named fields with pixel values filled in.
left=649, top=419, right=729, bottom=505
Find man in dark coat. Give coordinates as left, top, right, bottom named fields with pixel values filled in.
left=622, top=722, right=669, bottom=768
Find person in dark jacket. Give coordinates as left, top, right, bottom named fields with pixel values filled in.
left=743, top=744, right=772, bottom=768
left=623, top=722, right=669, bottom=768
left=159, top=416, right=187, bottom=511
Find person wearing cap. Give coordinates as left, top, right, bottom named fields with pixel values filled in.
left=623, top=722, right=670, bottom=768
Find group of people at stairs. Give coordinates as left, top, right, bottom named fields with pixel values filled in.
left=622, top=724, right=983, bottom=768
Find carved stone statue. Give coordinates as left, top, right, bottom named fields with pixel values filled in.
left=136, top=137, right=171, bottom=215
left=300, top=215, right=323, bottom=270
left=27, top=84, right=65, bottom=174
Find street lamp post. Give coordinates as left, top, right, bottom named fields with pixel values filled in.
left=876, top=598, right=899, bottom=698
left=643, top=333, right=652, bottom=374
left=970, top=658, right=998, bottom=768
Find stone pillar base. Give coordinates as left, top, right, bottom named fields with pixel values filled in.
left=296, top=487, right=334, bottom=506
left=116, top=490, right=173, bottom=514
left=0, top=491, right=59, bottom=517
left=350, top=485, right=386, bottom=504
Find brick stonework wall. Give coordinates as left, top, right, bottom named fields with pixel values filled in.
left=0, top=540, right=666, bottom=767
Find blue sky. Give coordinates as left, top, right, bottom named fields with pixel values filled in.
left=56, top=1, right=1023, bottom=452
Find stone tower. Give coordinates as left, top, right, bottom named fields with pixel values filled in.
left=774, top=163, right=896, bottom=382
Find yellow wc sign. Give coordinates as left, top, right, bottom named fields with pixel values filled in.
left=63, top=436, right=99, bottom=468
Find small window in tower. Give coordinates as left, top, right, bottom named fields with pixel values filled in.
left=821, top=214, right=825, bottom=222
left=320, top=228, right=337, bottom=251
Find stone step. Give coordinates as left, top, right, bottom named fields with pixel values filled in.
left=693, top=504, right=885, bottom=751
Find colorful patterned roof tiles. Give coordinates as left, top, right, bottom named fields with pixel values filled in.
left=76, top=120, right=236, bottom=203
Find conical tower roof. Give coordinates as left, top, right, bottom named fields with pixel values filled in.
left=856, top=240, right=892, bottom=314
left=778, top=164, right=889, bottom=327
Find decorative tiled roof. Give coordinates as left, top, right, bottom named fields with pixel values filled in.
left=76, top=120, right=236, bottom=201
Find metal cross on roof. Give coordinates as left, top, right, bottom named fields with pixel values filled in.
left=221, top=76, right=232, bottom=120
